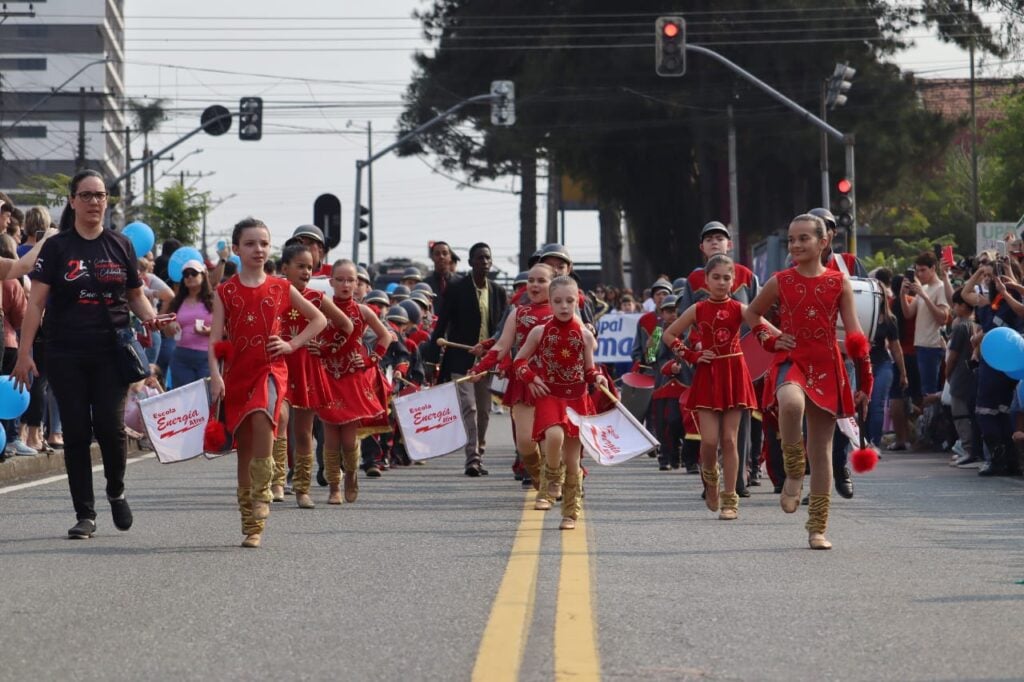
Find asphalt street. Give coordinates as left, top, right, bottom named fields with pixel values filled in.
left=2, top=414, right=1023, bottom=681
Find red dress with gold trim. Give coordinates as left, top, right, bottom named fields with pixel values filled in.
left=503, top=301, right=553, bottom=407
left=685, top=298, right=757, bottom=412
left=279, top=287, right=332, bottom=410
left=528, top=317, right=595, bottom=441
left=218, top=274, right=290, bottom=433
left=762, top=268, right=855, bottom=418
left=319, top=296, right=385, bottom=425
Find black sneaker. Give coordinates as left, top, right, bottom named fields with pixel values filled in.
left=109, top=496, right=133, bottom=531
left=68, top=518, right=96, bottom=539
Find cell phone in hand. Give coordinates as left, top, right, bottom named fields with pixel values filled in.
left=904, top=268, right=916, bottom=284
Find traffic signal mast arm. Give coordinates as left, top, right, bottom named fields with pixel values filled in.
left=350, top=90, right=510, bottom=260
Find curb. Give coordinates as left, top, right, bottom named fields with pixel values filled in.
left=0, top=442, right=146, bottom=487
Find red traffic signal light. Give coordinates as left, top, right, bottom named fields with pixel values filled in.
left=655, top=16, right=686, bottom=77
left=662, top=22, right=680, bottom=39
left=836, top=178, right=852, bottom=194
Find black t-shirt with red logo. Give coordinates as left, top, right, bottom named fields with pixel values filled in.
left=31, top=228, right=142, bottom=351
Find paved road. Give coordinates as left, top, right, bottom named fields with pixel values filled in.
left=2, top=414, right=1023, bottom=681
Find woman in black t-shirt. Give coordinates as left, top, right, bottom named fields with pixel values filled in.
left=13, top=170, right=172, bottom=540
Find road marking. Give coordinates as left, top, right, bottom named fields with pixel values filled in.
left=472, top=491, right=544, bottom=682
left=0, top=452, right=156, bottom=495
left=555, top=512, right=601, bottom=681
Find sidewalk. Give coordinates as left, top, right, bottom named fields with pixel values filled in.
left=0, top=441, right=146, bottom=486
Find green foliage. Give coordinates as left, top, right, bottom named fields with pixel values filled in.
left=400, top=0, right=1005, bottom=276
left=17, top=173, right=76, bottom=208
left=144, top=184, right=208, bottom=245
left=981, top=91, right=1024, bottom=221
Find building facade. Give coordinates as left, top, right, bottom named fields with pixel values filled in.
left=0, top=0, right=126, bottom=195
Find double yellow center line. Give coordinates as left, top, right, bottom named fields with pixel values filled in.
left=472, top=492, right=601, bottom=681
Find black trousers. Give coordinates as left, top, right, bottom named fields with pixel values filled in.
left=47, top=349, right=129, bottom=521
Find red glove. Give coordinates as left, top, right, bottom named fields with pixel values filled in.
left=471, top=349, right=500, bottom=375
left=753, top=324, right=778, bottom=352
left=854, top=356, right=873, bottom=400
left=681, top=348, right=703, bottom=365
left=480, top=338, right=496, bottom=351
left=513, top=358, right=537, bottom=384
left=498, top=353, right=512, bottom=376
left=584, top=367, right=599, bottom=384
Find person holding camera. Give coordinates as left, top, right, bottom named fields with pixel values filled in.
left=900, top=251, right=951, bottom=399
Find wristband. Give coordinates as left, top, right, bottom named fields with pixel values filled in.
left=752, top=323, right=771, bottom=339
left=669, top=338, right=686, bottom=355
left=374, top=342, right=389, bottom=358
left=845, top=331, right=870, bottom=360
left=481, top=338, right=496, bottom=351
left=759, top=333, right=779, bottom=352
left=513, top=358, right=537, bottom=384
left=584, top=367, right=599, bottom=385
left=498, top=353, right=512, bottom=375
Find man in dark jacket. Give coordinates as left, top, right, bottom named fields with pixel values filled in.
left=426, top=243, right=508, bottom=476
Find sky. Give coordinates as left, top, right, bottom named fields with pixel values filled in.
left=119, top=1, right=1019, bottom=274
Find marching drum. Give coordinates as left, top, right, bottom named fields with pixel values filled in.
left=619, top=371, right=654, bottom=421
left=836, top=277, right=883, bottom=346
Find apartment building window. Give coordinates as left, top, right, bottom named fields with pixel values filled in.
left=6, top=126, right=47, bottom=138
left=0, top=58, right=47, bottom=70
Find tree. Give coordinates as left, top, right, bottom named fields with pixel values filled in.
left=144, top=183, right=208, bottom=245
left=399, top=0, right=1015, bottom=277
left=981, top=91, right=1024, bottom=222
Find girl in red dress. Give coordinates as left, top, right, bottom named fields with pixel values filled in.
left=663, top=255, right=759, bottom=520
left=744, top=214, right=872, bottom=550
left=208, top=218, right=328, bottom=549
left=274, top=243, right=353, bottom=510
left=320, top=259, right=391, bottom=506
left=468, top=263, right=554, bottom=500
left=514, top=276, right=606, bottom=530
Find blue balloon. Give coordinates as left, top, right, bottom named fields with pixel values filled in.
left=980, top=327, right=1024, bottom=373
left=123, top=222, right=155, bottom=257
left=216, top=239, right=227, bottom=253
left=1008, top=367, right=1024, bottom=381
left=168, top=246, right=204, bottom=282
left=0, top=376, right=30, bottom=419
left=0, top=427, right=6, bottom=454
left=1017, top=381, right=1024, bottom=408
left=228, top=254, right=241, bottom=267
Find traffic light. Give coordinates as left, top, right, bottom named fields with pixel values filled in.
left=835, top=178, right=853, bottom=229
left=238, top=97, right=263, bottom=141
left=826, top=63, right=856, bottom=109
left=490, top=80, right=515, bottom=126
left=655, top=16, right=686, bottom=77
left=313, top=193, right=342, bottom=249
left=358, top=204, right=369, bottom=242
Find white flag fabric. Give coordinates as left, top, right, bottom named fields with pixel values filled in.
left=393, top=382, right=467, bottom=461
left=139, top=379, right=210, bottom=464
left=837, top=416, right=860, bottom=444
left=567, top=404, right=659, bottom=466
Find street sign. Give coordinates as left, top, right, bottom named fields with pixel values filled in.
left=200, top=105, right=231, bottom=136
left=314, top=193, right=342, bottom=249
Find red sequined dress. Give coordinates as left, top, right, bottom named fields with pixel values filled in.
left=527, top=317, right=595, bottom=441
left=762, top=268, right=855, bottom=418
left=218, top=274, right=290, bottom=432
left=684, top=298, right=757, bottom=412
left=503, top=301, right=553, bottom=407
left=319, top=296, right=385, bottom=425
left=278, top=287, right=330, bottom=409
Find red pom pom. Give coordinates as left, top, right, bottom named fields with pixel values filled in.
left=845, top=332, right=870, bottom=360
left=850, top=446, right=879, bottom=473
left=204, top=418, right=228, bottom=452
left=213, top=340, right=235, bottom=363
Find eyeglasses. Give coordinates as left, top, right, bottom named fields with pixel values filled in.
left=183, top=269, right=201, bottom=278
left=75, top=191, right=108, bottom=203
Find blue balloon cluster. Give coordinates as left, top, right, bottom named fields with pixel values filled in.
left=168, top=246, right=204, bottom=282
left=980, top=327, right=1024, bottom=377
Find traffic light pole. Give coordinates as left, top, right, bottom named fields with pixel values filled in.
left=350, top=92, right=503, bottom=262
left=685, top=44, right=859, bottom=253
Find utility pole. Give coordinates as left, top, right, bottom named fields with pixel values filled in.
left=820, top=80, right=830, bottom=208
left=969, top=0, right=980, bottom=226
left=546, top=154, right=560, bottom=244
left=727, top=104, right=739, bottom=257
left=76, top=87, right=87, bottom=170
left=123, top=126, right=133, bottom=209
left=366, top=120, right=375, bottom=264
